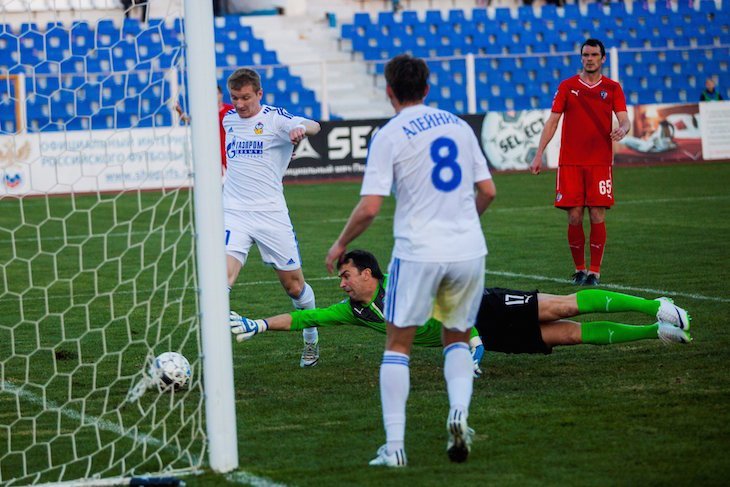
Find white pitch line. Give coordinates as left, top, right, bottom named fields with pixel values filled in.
left=11, top=271, right=727, bottom=304
left=1, top=380, right=168, bottom=451
left=3, top=194, right=728, bottom=243
left=486, top=269, right=730, bottom=303
left=322, top=194, right=730, bottom=222
left=1, top=381, right=289, bottom=487
left=227, top=471, right=292, bottom=487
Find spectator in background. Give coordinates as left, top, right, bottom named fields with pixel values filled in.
left=700, top=77, right=723, bottom=101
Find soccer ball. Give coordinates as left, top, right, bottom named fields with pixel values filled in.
left=150, top=352, right=192, bottom=390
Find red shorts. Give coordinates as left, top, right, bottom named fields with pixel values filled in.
left=555, top=165, right=614, bottom=208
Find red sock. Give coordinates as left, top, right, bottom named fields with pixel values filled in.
left=567, top=223, right=585, bottom=271
left=589, top=221, right=607, bottom=274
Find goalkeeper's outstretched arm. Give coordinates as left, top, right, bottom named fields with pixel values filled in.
left=230, top=303, right=353, bottom=342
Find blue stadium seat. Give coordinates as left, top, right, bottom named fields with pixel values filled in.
left=540, top=4, right=558, bottom=20
left=495, top=7, right=512, bottom=22
left=673, top=36, right=691, bottom=48
left=116, top=112, right=134, bottom=128
left=45, top=25, right=70, bottom=61
left=235, top=50, right=254, bottom=66
left=136, top=29, right=163, bottom=61
left=425, top=10, right=443, bottom=25
left=89, top=107, right=113, bottom=129
left=118, top=96, right=140, bottom=118
left=341, top=24, right=354, bottom=40
left=59, top=55, right=84, bottom=74
left=654, top=1, right=673, bottom=15
left=122, top=18, right=142, bottom=39
left=86, top=48, right=112, bottom=74
left=586, top=2, right=608, bottom=18
left=353, top=12, right=371, bottom=27
left=96, top=20, right=120, bottom=48
left=63, top=117, right=88, bottom=130
left=448, top=9, right=465, bottom=24
left=76, top=85, right=100, bottom=116
left=609, top=2, right=627, bottom=17
left=400, top=10, right=419, bottom=26
left=259, top=50, right=278, bottom=65
left=560, top=4, right=580, bottom=20
left=377, top=11, right=395, bottom=26
left=111, top=42, right=135, bottom=71
left=699, top=0, right=718, bottom=13
left=0, top=24, right=18, bottom=56
left=70, top=22, right=93, bottom=56
left=487, top=97, right=506, bottom=112
left=33, top=60, right=56, bottom=74
left=518, top=5, right=536, bottom=20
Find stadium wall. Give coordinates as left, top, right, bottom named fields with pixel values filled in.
left=1, top=100, right=729, bottom=196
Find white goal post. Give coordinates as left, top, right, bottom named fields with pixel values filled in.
left=0, top=0, right=237, bottom=484
left=183, top=0, right=238, bottom=474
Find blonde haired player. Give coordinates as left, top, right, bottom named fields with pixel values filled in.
left=326, top=55, right=496, bottom=467
left=222, top=68, right=321, bottom=367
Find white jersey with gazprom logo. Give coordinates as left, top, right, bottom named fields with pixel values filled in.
left=360, top=105, right=492, bottom=262
left=222, top=105, right=305, bottom=212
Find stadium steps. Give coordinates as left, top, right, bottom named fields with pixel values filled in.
left=241, top=14, right=394, bottom=119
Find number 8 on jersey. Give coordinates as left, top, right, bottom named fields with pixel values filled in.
left=431, top=137, right=462, bottom=192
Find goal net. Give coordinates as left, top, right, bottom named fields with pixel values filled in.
left=0, top=1, right=235, bottom=484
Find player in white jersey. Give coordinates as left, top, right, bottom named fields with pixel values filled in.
left=325, top=55, right=497, bottom=466
left=222, top=68, right=322, bottom=367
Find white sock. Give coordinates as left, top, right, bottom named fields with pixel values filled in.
left=380, top=351, right=410, bottom=454
left=291, top=282, right=315, bottom=310
left=302, top=327, right=318, bottom=343
left=292, top=283, right=318, bottom=343
left=443, top=342, right=473, bottom=414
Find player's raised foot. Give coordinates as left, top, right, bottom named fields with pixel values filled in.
left=656, top=297, right=691, bottom=331
left=368, top=444, right=407, bottom=467
left=571, top=270, right=588, bottom=285
left=299, top=340, right=320, bottom=367
left=657, top=322, right=692, bottom=344
left=446, top=408, right=474, bottom=463
left=583, top=273, right=600, bottom=286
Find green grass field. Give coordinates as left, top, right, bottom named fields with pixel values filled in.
left=2, top=162, right=730, bottom=486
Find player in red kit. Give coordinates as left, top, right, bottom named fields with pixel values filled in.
left=217, top=85, right=235, bottom=170
left=176, top=86, right=234, bottom=173
left=530, top=39, right=630, bottom=286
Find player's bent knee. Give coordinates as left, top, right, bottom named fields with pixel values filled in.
left=442, top=328, right=472, bottom=347
left=278, top=271, right=305, bottom=298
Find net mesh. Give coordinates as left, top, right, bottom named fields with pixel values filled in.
left=0, top=2, right=207, bottom=484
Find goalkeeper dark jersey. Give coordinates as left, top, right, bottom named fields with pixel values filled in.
left=290, top=276, right=477, bottom=347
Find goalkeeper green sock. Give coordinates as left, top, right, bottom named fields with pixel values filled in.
left=580, top=321, right=658, bottom=345
left=576, top=289, right=660, bottom=316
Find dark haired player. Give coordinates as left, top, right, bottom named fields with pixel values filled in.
left=322, top=54, right=497, bottom=466
left=530, top=39, right=631, bottom=286
left=232, top=249, right=690, bottom=352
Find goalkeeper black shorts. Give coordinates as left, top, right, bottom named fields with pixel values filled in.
left=475, top=287, right=551, bottom=355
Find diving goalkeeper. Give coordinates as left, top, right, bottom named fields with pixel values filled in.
left=231, top=250, right=691, bottom=372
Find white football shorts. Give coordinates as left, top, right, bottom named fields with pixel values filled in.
left=384, top=256, right=485, bottom=332
left=224, top=209, right=302, bottom=271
